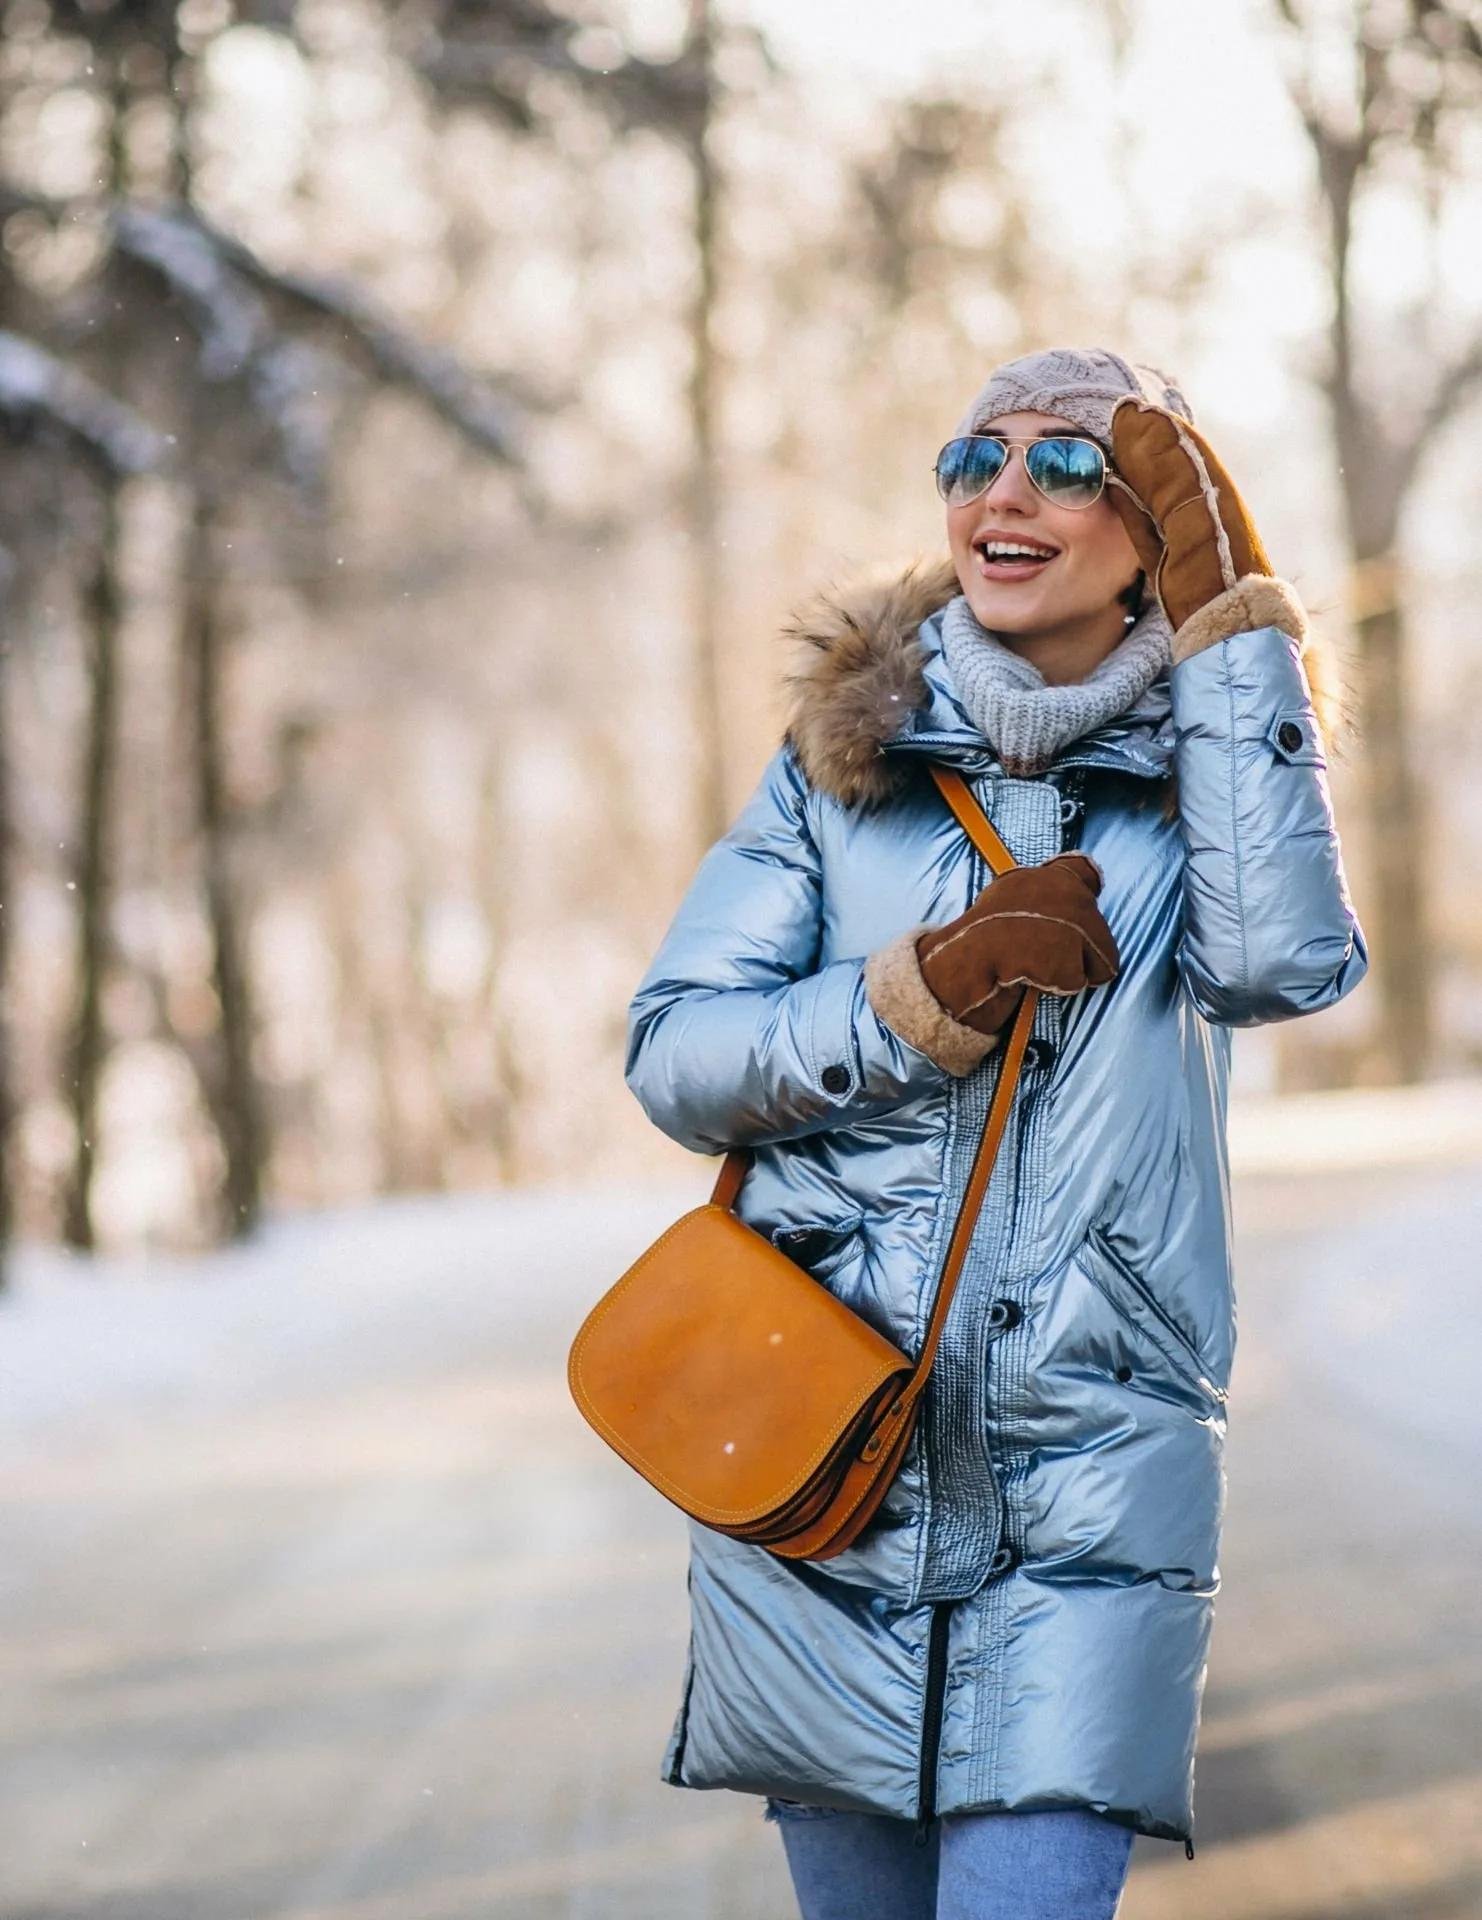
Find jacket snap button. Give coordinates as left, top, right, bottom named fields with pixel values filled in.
left=987, top=1298, right=1022, bottom=1333
left=1114, top=1364, right=1133, bottom=1383
left=1025, top=1037, right=1055, bottom=1071
left=988, top=1542, right=1018, bottom=1579
left=821, top=1063, right=851, bottom=1094
left=1276, top=720, right=1304, bottom=753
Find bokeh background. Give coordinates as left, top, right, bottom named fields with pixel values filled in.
left=2, top=2, right=1480, bottom=1916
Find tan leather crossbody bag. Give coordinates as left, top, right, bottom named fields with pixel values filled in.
left=567, top=764, right=1035, bottom=1562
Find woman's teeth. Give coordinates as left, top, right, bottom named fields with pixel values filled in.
left=975, top=542, right=1057, bottom=577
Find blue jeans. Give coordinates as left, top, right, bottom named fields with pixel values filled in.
left=765, top=1798, right=1133, bottom=1920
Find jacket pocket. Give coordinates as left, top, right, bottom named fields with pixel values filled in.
left=768, top=1214, right=872, bottom=1313
left=769, top=1214, right=866, bottom=1277
left=1078, top=1224, right=1227, bottom=1406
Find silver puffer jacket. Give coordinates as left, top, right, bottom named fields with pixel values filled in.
left=623, top=555, right=1367, bottom=1851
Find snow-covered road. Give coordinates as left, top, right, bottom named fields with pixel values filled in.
left=1, top=1160, right=1478, bottom=1918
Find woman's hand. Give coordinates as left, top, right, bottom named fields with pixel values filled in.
left=915, top=852, right=1119, bottom=1036
left=1107, top=398, right=1308, bottom=664
left=864, top=853, right=1120, bottom=1079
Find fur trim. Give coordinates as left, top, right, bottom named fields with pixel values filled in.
left=780, top=553, right=960, bottom=808
left=863, top=923, right=1001, bottom=1077
left=779, top=553, right=1347, bottom=808
left=1171, top=574, right=1307, bottom=664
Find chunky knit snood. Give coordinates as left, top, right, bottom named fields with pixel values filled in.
left=938, top=589, right=1173, bottom=777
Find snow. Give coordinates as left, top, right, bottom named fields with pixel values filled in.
left=5, top=1085, right=1480, bottom=1471
left=0, top=1182, right=695, bottom=1453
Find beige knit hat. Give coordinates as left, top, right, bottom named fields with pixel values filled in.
left=952, top=346, right=1194, bottom=452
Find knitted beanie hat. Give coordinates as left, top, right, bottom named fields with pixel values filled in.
left=951, top=345, right=1195, bottom=452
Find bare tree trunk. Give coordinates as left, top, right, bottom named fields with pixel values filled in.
left=473, top=752, right=521, bottom=1184
left=323, top=866, right=412, bottom=1193
left=683, top=0, right=728, bottom=852
left=182, top=487, right=265, bottom=1236
left=0, top=598, right=13, bottom=1288
left=161, top=0, right=262, bottom=1232
left=62, top=486, right=125, bottom=1248
left=62, top=64, right=132, bottom=1249
left=1263, top=0, right=1481, bottom=1081
left=1354, top=589, right=1431, bottom=1077
left=398, top=866, right=452, bottom=1191
left=1319, top=120, right=1434, bottom=1080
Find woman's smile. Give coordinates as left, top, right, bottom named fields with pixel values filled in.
left=973, top=544, right=1062, bottom=584
left=971, top=526, right=1064, bottom=585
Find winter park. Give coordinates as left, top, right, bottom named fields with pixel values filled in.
left=3, top=4, right=1481, bottom=1919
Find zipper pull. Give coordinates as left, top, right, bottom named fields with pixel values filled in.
left=1056, top=770, right=1087, bottom=843
left=912, top=1813, right=933, bottom=1848
left=1185, top=1836, right=1196, bottom=1861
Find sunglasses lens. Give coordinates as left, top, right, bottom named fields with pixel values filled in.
left=1025, top=437, right=1105, bottom=507
left=934, top=436, right=1007, bottom=506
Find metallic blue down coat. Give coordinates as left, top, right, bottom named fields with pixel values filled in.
left=623, top=555, right=1368, bottom=1850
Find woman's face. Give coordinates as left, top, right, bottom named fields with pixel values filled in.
left=944, top=408, right=1142, bottom=637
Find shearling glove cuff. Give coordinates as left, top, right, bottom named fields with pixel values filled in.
left=1170, top=572, right=1308, bottom=664
left=864, top=922, right=1002, bottom=1077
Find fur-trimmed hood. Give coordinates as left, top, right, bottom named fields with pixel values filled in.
left=779, top=551, right=1345, bottom=810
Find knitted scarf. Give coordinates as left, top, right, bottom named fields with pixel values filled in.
left=938, top=588, right=1173, bottom=777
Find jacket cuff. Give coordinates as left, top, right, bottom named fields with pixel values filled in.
left=1171, top=573, right=1308, bottom=665
left=863, top=924, right=1001, bottom=1077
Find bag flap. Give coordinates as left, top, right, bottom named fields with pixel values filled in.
left=568, top=1202, right=911, bottom=1526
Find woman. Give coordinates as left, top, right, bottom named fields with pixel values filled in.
left=623, top=347, right=1367, bottom=1919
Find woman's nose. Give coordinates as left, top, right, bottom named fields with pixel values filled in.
left=983, top=445, right=1038, bottom=508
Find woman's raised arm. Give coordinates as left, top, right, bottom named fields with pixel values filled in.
left=1170, top=613, right=1368, bottom=1025
left=1106, top=397, right=1369, bottom=1028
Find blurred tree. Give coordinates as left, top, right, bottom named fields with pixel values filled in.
left=1270, top=0, right=1482, bottom=1081
left=1, top=0, right=534, bottom=1245
left=0, top=335, right=166, bottom=1281
left=1, top=0, right=1434, bottom=1250
left=402, top=0, right=782, bottom=845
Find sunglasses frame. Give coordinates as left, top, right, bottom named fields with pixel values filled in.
left=932, top=433, right=1144, bottom=514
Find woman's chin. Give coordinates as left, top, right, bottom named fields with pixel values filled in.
left=963, top=582, right=1057, bottom=632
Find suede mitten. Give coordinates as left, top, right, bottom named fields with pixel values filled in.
left=1107, top=397, right=1309, bottom=665
left=863, top=853, right=1119, bottom=1078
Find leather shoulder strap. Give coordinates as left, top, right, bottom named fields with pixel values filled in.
left=710, top=1146, right=747, bottom=1209
left=928, top=762, right=1017, bottom=877
left=709, top=763, right=1035, bottom=1360
left=905, top=767, right=1037, bottom=1381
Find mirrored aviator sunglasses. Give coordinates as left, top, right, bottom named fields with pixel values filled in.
left=933, top=433, right=1109, bottom=511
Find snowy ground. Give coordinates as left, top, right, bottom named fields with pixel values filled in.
left=2, top=1110, right=1480, bottom=1919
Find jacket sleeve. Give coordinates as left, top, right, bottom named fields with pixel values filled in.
left=1171, top=621, right=1368, bottom=1026
left=624, top=742, right=955, bottom=1154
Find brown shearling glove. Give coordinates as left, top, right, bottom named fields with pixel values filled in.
left=918, top=852, right=1118, bottom=1030
left=1107, top=396, right=1309, bottom=666
left=862, top=853, right=1119, bottom=1078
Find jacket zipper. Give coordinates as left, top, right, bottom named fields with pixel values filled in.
left=909, top=1590, right=1197, bottom=1858
left=1004, top=768, right=1082, bottom=1197
left=913, top=1601, right=953, bottom=1844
